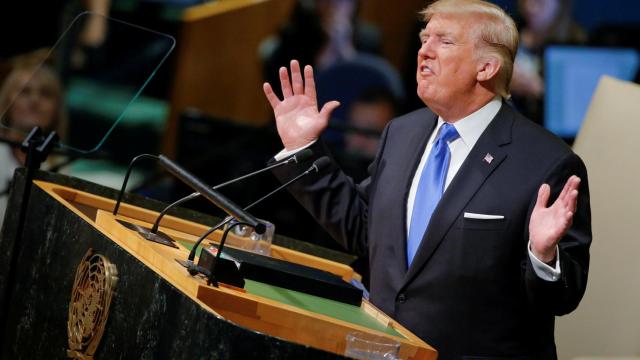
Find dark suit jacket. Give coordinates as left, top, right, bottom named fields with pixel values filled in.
left=272, top=103, right=591, bottom=359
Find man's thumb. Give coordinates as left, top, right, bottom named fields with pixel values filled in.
left=319, top=101, right=340, bottom=119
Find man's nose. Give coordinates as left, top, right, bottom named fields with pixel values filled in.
left=418, top=40, right=435, bottom=58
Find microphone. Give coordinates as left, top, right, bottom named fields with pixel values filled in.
left=179, top=156, right=331, bottom=284
left=113, top=150, right=313, bottom=249
left=149, top=148, right=313, bottom=234
left=157, top=155, right=266, bottom=234
left=113, top=153, right=160, bottom=216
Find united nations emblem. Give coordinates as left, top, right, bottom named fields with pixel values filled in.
left=67, top=249, right=118, bottom=359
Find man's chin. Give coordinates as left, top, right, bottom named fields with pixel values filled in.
left=416, top=91, right=434, bottom=108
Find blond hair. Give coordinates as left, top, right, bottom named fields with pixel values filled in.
left=0, top=61, right=66, bottom=140
left=421, top=0, right=519, bottom=98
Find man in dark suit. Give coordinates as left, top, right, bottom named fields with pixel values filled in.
left=262, top=0, right=591, bottom=358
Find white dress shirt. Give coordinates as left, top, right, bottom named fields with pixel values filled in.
left=407, top=98, right=559, bottom=281
left=275, top=98, right=560, bottom=281
left=405, top=98, right=502, bottom=229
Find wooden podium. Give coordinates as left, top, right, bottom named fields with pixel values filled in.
left=0, top=170, right=436, bottom=359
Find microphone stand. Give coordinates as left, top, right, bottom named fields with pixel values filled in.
left=147, top=159, right=285, bottom=235
left=0, top=127, right=57, bottom=351
left=113, top=149, right=313, bottom=248
left=179, top=157, right=330, bottom=284
left=149, top=148, right=313, bottom=234
left=206, top=221, right=250, bottom=287
left=113, top=153, right=160, bottom=216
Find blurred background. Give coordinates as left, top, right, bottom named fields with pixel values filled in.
left=0, top=1, right=638, bottom=358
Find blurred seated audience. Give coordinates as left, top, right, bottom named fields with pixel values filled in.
left=262, top=0, right=403, bottom=153
left=510, top=0, right=586, bottom=125
left=261, top=0, right=381, bottom=95
left=344, top=88, right=397, bottom=159
left=328, top=87, right=397, bottom=188
left=314, top=53, right=403, bottom=147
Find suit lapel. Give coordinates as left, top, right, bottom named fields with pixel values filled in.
left=402, top=103, right=515, bottom=285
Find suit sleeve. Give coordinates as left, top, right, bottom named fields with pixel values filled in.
left=523, top=152, right=592, bottom=316
left=270, top=124, right=391, bottom=257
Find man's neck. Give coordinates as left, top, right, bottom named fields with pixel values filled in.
left=433, top=90, right=499, bottom=123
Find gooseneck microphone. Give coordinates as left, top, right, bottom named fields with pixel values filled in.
left=150, top=148, right=313, bottom=234
left=113, top=154, right=159, bottom=216
left=157, top=155, right=266, bottom=234
left=181, top=156, right=332, bottom=279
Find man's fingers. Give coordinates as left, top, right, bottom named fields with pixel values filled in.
left=556, top=177, right=580, bottom=215
left=564, top=211, right=574, bottom=233
left=559, top=175, right=581, bottom=202
left=567, top=189, right=579, bottom=213
left=570, top=176, right=581, bottom=194
left=566, top=210, right=574, bottom=221
left=319, top=100, right=341, bottom=121
left=279, top=66, right=293, bottom=98
left=263, top=82, right=281, bottom=109
left=535, top=183, right=550, bottom=210
left=304, top=65, right=317, bottom=99
left=290, top=60, right=304, bottom=95
left=557, top=176, right=572, bottom=202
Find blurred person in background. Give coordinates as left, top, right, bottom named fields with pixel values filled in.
left=0, top=58, right=66, bottom=229
left=510, top=0, right=586, bottom=125
left=261, top=0, right=381, bottom=95
left=344, top=87, right=397, bottom=159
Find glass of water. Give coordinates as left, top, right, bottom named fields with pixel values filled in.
left=223, top=217, right=274, bottom=256
left=344, top=331, right=400, bottom=360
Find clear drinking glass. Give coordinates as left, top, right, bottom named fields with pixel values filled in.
left=223, top=217, right=274, bottom=256
left=344, top=331, right=400, bottom=360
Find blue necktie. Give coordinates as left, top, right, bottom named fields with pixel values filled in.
left=407, top=123, right=460, bottom=266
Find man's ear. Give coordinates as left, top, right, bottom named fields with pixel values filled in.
left=477, top=55, right=501, bottom=82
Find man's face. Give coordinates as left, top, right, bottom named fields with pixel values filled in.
left=416, top=14, right=481, bottom=114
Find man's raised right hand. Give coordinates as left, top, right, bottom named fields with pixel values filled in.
left=262, top=59, right=340, bottom=150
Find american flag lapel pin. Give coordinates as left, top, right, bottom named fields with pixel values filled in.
left=483, top=153, right=494, bottom=164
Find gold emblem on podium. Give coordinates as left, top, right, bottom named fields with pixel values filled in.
left=67, top=249, right=118, bottom=359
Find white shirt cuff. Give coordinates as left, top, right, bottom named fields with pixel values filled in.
left=528, top=241, right=561, bottom=282
left=273, top=140, right=317, bottom=162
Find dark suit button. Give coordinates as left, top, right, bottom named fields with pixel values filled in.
left=397, top=293, right=406, bottom=303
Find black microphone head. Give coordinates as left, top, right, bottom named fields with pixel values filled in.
left=310, top=156, right=331, bottom=173
left=254, top=222, right=267, bottom=235
left=292, top=148, right=313, bottom=163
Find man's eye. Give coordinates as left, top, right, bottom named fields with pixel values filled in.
left=442, top=39, right=453, bottom=45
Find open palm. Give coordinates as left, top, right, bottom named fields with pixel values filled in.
left=529, top=176, right=581, bottom=263
left=263, top=60, right=340, bottom=150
